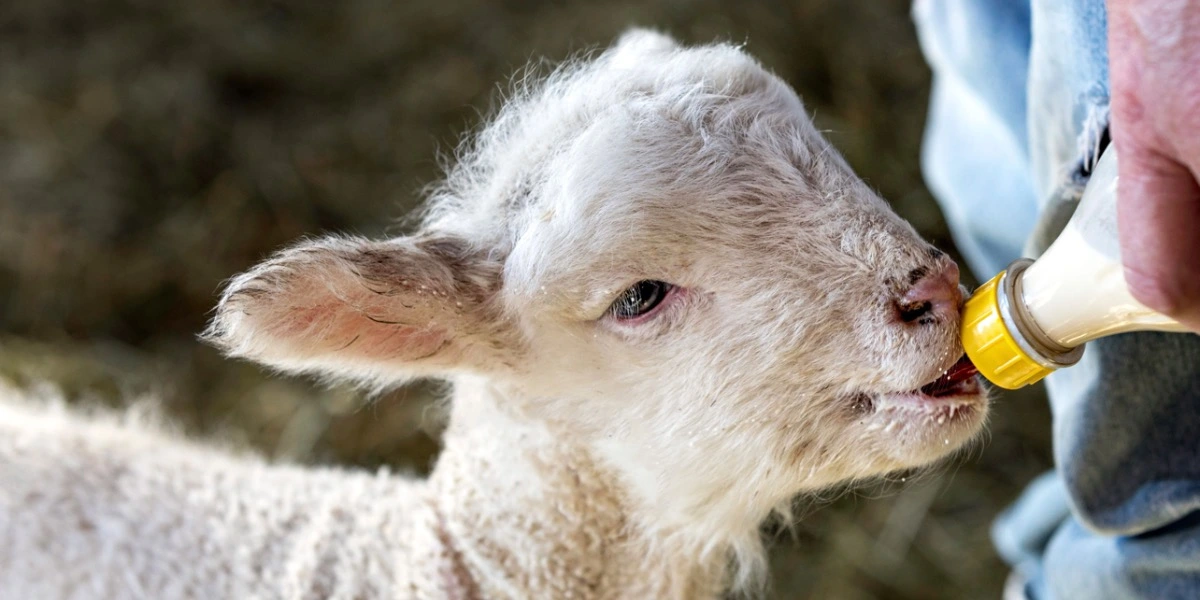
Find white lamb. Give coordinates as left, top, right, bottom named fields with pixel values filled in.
left=0, top=30, right=987, bottom=599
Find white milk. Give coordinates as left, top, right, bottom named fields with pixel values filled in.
left=1017, top=147, right=1188, bottom=348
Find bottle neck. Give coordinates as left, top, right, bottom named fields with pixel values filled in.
left=998, top=259, right=1085, bottom=370
left=1017, top=225, right=1190, bottom=347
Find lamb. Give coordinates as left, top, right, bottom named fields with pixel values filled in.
left=0, top=30, right=987, bottom=599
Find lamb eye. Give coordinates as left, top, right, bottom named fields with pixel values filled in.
left=609, top=280, right=672, bottom=320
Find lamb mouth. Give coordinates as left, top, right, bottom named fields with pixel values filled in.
left=848, top=355, right=983, bottom=418
left=915, top=354, right=981, bottom=399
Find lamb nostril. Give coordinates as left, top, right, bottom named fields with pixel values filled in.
left=896, top=300, right=935, bottom=323
left=894, top=262, right=962, bottom=325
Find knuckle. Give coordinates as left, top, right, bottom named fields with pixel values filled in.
left=1125, top=265, right=1192, bottom=316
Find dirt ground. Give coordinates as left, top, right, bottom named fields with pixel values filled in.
left=0, top=1, right=1054, bottom=597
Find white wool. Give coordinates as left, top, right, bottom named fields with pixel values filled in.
left=0, top=30, right=988, bottom=599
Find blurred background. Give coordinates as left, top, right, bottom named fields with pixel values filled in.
left=0, top=0, right=1054, bottom=597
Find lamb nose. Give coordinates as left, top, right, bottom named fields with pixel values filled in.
left=894, top=262, right=962, bottom=324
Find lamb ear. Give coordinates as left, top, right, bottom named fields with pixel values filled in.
left=612, top=28, right=679, bottom=60
left=204, top=234, right=512, bottom=381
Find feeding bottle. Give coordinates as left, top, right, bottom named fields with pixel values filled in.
left=960, top=146, right=1190, bottom=389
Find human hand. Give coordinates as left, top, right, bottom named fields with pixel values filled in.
left=1107, top=0, right=1200, bottom=332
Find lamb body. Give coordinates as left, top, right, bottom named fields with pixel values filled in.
left=1, top=384, right=719, bottom=598
left=0, top=30, right=986, bottom=599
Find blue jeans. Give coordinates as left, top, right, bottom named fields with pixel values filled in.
left=914, top=0, right=1200, bottom=598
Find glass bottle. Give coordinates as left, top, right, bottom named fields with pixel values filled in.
left=960, top=146, right=1190, bottom=389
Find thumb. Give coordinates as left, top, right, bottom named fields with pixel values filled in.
left=1115, top=141, right=1200, bottom=331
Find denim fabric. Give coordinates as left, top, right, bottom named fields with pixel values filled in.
left=913, top=0, right=1037, bottom=279
left=914, top=0, right=1200, bottom=598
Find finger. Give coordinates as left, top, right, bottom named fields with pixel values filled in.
left=1114, top=142, right=1200, bottom=332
